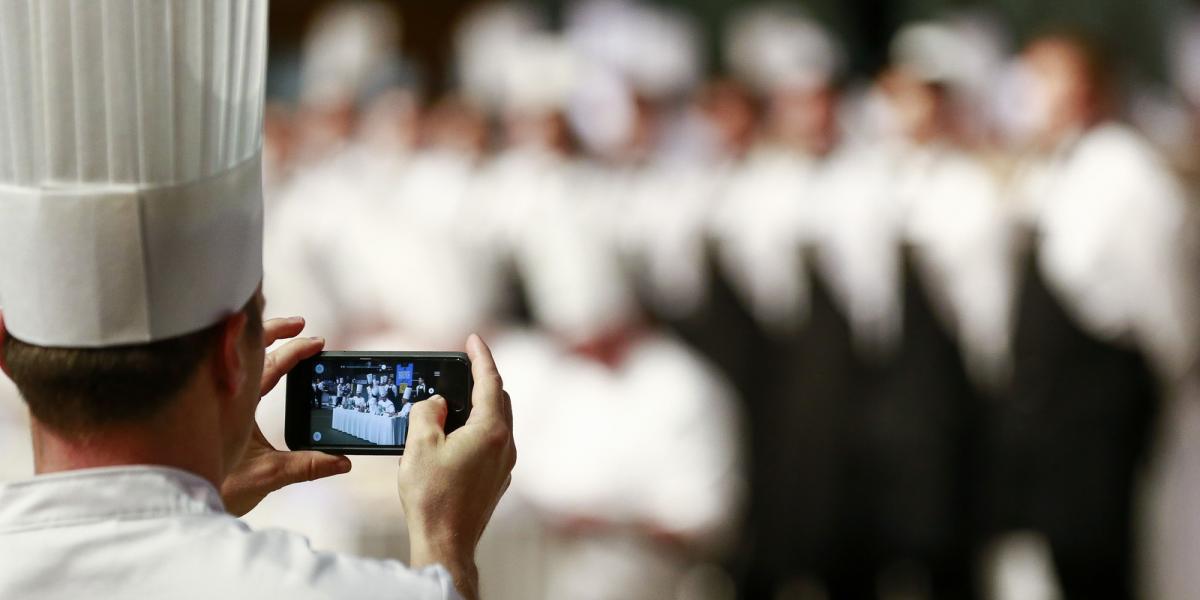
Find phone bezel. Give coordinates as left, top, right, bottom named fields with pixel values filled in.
left=285, top=351, right=472, bottom=456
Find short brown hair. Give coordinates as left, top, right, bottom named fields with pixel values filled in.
left=3, top=298, right=261, bottom=433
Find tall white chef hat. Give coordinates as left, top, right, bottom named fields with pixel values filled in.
left=301, top=0, right=403, bottom=110
left=0, top=0, right=267, bottom=348
left=890, top=21, right=972, bottom=88
left=725, top=4, right=844, bottom=94
left=498, top=34, right=581, bottom=115
left=566, top=0, right=702, bottom=100
left=454, top=2, right=543, bottom=111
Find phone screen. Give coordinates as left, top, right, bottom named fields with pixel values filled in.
left=287, top=352, right=471, bottom=454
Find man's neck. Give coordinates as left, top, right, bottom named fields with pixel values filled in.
left=30, top=394, right=226, bottom=490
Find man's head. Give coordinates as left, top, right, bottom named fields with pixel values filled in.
left=695, top=79, right=759, bottom=159
left=1019, top=31, right=1115, bottom=145
left=0, top=292, right=266, bottom=480
left=773, top=82, right=840, bottom=155
left=879, top=66, right=951, bottom=145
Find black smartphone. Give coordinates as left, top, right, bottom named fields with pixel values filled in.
left=285, top=351, right=472, bottom=455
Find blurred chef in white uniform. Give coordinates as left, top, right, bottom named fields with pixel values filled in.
left=492, top=245, right=744, bottom=600
left=981, top=31, right=1200, bottom=600
left=479, top=65, right=745, bottom=592
left=0, top=3, right=516, bottom=598
left=263, top=0, right=411, bottom=348
left=712, top=5, right=847, bottom=336
left=710, top=10, right=875, bottom=597
left=826, top=23, right=1014, bottom=598
left=1005, top=31, right=1199, bottom=399
left=464, top=24, right=591, bottom=324
left=881, top=21, right=1016, bottom=389
left=348, top=91, right=496, bottom=350
left=340, top=10, right=500, bottom=349
left=563, top=0, right=722, bottom=325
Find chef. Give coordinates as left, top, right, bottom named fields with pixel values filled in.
left=982, top=32, right=1200, bottom=599
left=827, top=22, right=1013, bottom=598
left=713, top=8, right=860, bottom=596
left=0, top=2, right=515, bottom=599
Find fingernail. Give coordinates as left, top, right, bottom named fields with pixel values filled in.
left=290, top=316, right=304, bottom=322
left=309, top=336, right=324, bottom=342
left=337, top=457, right=352, bottom=473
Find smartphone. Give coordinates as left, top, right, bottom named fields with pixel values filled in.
left=285, top=351, right=472, bottom=455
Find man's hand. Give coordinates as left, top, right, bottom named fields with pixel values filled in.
left=220, top=317, right=351, bottom=517
left=398, top=334, right=516, bottom=600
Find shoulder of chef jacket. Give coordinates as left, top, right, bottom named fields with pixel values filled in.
left=709, top=145, right=817, bottom=333
left=0, top=467, right=461, bottom=599
left=810, top=143, right=907, bottom=357
left=1033, top=123, right=1200, bottom=382
left=899, top=146, right=1018, bottom=387
left=617, top=332, right=744, bottom=549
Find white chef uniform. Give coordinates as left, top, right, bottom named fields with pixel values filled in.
left=1012, top=123, right=1200, bottom=382
left=0, top=466, right=458, bottom=600
left=709, top=144, right=818, bottom=334
left=891, top=140, right=1016, bottom=387
left=492, top=327, right=743, bottom=600
left=0, top=2, right=462, bottom=597
left=711, top=5, right=844, bottom=337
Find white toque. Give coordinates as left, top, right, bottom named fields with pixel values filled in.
left=0, top=0, right=268, bottom=347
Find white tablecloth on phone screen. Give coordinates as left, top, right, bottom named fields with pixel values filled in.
left=331, top=408, right=407, bottom=445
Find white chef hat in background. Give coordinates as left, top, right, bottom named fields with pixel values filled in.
left=454, top=2, right=544, bottom=112
left=300, top=0, right=403, bottom=110
left=725, top=4, right=844, bottom=94
left=566, top=0, right=703, bottom=100
left=890, top=21, right=974, bottom=88
left=0, top=0, right=267, bottom=348
left=498, top=34, right=582, bottom=116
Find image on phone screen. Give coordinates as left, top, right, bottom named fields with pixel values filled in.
left=287, top=352, right=471, bottom=454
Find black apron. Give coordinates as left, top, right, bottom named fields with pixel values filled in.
left=824, top=244, right=978, bottom=599
left=982, top=241, right=1158, bottom=599
left=642, top=239, right=808, bottom=598
left=650, top=239, right=768, bottom=399
left=738, top=243, right=978, bottom=599
left=740, top=243, right=858, bottom=593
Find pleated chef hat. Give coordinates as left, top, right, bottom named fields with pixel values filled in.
left=0, top=0, right=267, bottom=348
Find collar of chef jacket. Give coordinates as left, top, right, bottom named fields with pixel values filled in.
left=0, top=465, right=223, bottom=531
left=0, top=466, right=461, bottom=600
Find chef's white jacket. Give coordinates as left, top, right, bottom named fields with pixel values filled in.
left=0, top=466, right=461, bottom=599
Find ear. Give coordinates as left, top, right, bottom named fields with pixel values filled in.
left=0, top=309, right=11, bottom=378
left=212, top=311, right=250, bottom=399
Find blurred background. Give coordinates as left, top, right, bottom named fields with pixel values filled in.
left=4, top=0, right=1200, bottom=598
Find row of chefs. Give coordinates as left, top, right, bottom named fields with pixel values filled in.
left=535, top=123, right=1197, bottom=599
left=268, top=92, right=1200, bottom=594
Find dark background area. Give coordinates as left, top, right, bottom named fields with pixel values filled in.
left=268, top=0, right=1189, bottom=97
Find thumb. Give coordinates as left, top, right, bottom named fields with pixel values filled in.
left=275, top=452, right=352, bottom=487
left=407, top=395, right=448, bottom=450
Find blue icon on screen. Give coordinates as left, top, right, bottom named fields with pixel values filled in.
left=312, top=432, right=322, bottom=442
left=315, top=364, right=325, bottom=374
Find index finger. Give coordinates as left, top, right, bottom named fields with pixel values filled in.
left=261, top=336, right=325, bottom=396
left=263, top=316, right=306, bottom=347
left=465, top=333, right=505, bottom=426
